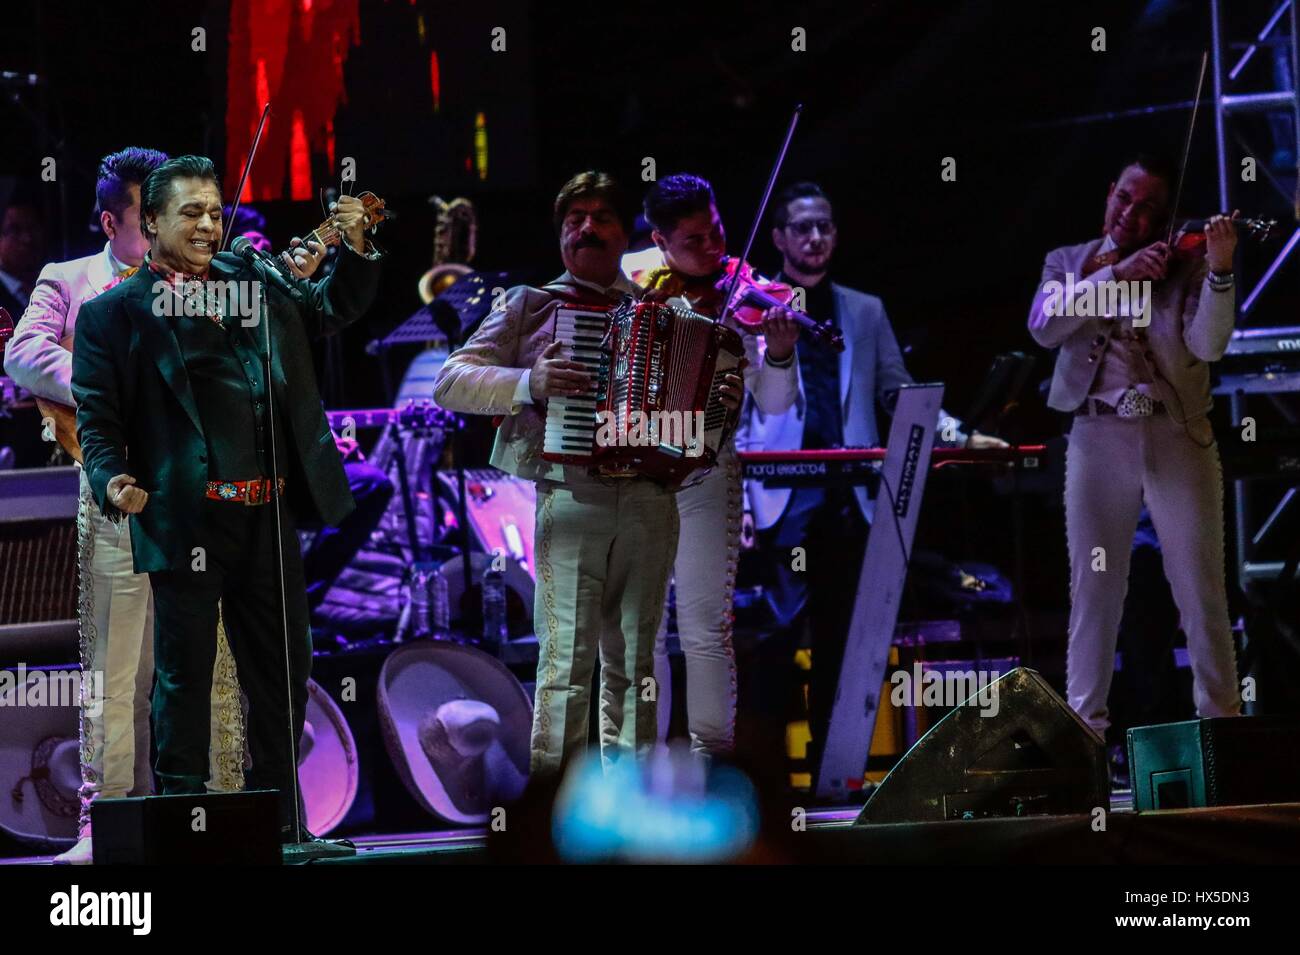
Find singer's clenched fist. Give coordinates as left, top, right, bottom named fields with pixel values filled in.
left=107, top=474, right=148, bottom=514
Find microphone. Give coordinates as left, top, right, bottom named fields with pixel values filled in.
left=230, top=235, right=303, bottom=302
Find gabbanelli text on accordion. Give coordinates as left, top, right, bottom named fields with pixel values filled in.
left=542, top=299, right=745, bottom=486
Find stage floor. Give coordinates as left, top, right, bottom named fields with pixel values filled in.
left=13, top=794, right=1300, bottom=866
left=1, top=800, right=1144, bottom=865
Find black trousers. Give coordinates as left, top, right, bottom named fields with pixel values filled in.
left=750, top=486, right=869, bottom=779
left=149, top=496, right=312, bottom=831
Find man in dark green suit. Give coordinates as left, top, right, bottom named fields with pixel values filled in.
left=71, top=155, right=382, bottom=852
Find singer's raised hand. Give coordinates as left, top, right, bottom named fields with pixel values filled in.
left=331, top=195, right=370, bottom=254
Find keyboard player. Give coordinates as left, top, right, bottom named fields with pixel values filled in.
left=736, top=181, right=1006, bottom=778
left=434, top=171, right=742, bottom=776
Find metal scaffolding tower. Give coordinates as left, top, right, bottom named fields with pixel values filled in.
left=1210, top=0, right=1300, bottom=315
left=1211, top=1, right=1300, bottom=713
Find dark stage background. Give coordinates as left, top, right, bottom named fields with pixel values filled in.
left=2, top=0, right=1298, bottom=619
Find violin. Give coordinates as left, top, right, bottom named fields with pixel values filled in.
left=1082, top=214, right=1275, bottom=276
left=297, top=191, right=388, bottom=252
left=259, top=191, right=388, bottom=281
left=1169, top=214, right=1274, bottom=258
left=717, top=257, right=845, bottom=352
left=642, top=257, right=845, bottom=352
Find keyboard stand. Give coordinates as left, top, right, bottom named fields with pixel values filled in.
left=816, top=383, right=944, bottom=800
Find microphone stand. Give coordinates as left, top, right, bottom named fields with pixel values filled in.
left=254, top=275, right=304, bottom=846
left=222, top=97, right=311, bottom=849
left=389, top=418, right=427, bottom=643
left=453, top=416, right=474, bottom=627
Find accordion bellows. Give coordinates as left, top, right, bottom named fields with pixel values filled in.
left=543, top=300, right=744, bottom=486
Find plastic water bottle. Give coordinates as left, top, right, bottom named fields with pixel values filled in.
left=431, top=570, right=450, bottom=635
left=482, top=562, right=508, bottom=652
left=409, top=565, right=432, bottom=640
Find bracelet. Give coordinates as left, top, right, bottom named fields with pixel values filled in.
left=765, top=349, right=796, bottom=369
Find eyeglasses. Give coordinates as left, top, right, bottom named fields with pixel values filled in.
left=785, top=218, right=836, bottom=238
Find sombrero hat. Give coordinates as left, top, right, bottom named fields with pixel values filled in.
left=0, top=668, right=81, bottom=847
left=298, top=677, right=360, bottom=835
left=377, top=641, right=530, bottom=825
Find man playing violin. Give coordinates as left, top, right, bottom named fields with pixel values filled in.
left=71, top=155, right=383, bottom=856
left=637, top=172, right=801, bottom=759
left=1028, top=153, right=1241, bottom=742
left=737, top=181, right=1005, bottom=780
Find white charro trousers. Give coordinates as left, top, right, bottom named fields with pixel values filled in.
left=1063, top=414, right=1241, bottom=735
left=652, top=441, right=743, bottom=756
left=529, top=473, right=679, bottom=776
left=75, top=468, right=245, bottom=836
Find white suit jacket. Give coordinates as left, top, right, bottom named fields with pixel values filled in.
left=1028, top=238, right=1234, bottom=445
left=4, top=242, right=122, bottom=406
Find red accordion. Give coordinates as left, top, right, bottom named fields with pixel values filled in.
left=542, top=299, right=745, bottom=486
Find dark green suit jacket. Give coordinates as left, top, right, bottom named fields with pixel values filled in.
left=71, top=246, right=381, bottom=573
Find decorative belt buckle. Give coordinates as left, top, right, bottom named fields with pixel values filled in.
left=245, top=479, right=267, bottom=506
left=1115, top=388, right=1154, bottom=418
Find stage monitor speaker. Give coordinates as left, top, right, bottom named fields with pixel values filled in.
left=91, top=791, right=282, bottom=864
left=0, top=467, right=80, bottom=660
left=1127, top=715, right=1300, bottom=811
left=855, top=667, right=1108, bottom=824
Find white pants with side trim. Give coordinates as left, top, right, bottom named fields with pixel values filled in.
left=1063, top=413, right=1241, bottom=734
left=530, top=472, right=678, bottom=776
left=652, top=443, right=742, bottom=756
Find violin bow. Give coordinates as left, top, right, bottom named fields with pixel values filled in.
left=719, top=103, right=803, bottom=322
left=220, top=101, right=271, bottom=252
left=1165, top=52, right=1209, bottom=247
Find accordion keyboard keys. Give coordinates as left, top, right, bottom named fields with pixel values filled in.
left=543, top=305, right=610, bottom=458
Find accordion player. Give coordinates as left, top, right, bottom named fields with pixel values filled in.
left=542, top=297, right=745, bottom=486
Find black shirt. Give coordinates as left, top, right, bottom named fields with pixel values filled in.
left=779, top=272, right=842, bottom=450
left=169, top=296, right=290, bottom=481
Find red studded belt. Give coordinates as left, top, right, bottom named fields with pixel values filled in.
left=204, top=477, right=285, bottom=505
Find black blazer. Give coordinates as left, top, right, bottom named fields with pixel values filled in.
left=71, top=246, right=381, bottom=573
